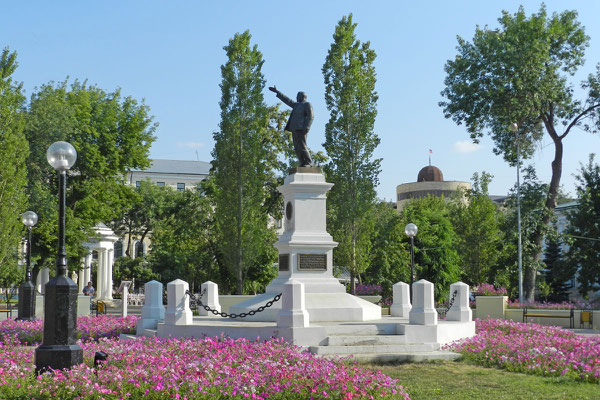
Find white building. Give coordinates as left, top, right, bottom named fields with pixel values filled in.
left=126, top=159, right=211, bottom=191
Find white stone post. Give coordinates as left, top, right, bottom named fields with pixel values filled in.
left=277, top=279, right=309, bottom=328
left=106, top=248, right=114, bottom=300
left=165, top=279, right=193, bottom=325
left=199, top=281, right=221, bottom=316
left=39, top=267, right=50, bottom=294
left=391, top=281, right=412, bottom=317
left=409, top=279, right=438, bottom=325
left=121, top=282, right=131, bottom=317
left=84, top=252, right=92, bottom=288
left=78, top=265, right=85, bottom=293
left=136, top=280, right=166, bottom=333
left=102, top=248, right=110, bottom=299
left=446, top=282, right=472, bottom=322
left=97, top=250, right=104, bottom=299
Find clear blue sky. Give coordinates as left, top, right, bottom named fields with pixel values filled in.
left=3, top=1, right=600, bottom=201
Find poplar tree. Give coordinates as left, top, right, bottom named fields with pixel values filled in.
left=0, top=48, right=28, bottom=285
left=322, top=14, right=381, bottom=293
left=212, top=31, right=278, bottom=294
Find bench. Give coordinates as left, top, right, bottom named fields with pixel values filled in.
left=523, top=307, right=574, bottom=329
left=0, top=300, right=14, bottom=318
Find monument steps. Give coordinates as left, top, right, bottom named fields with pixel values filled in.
left=325, top=334, right=409, bottom=346
left=328, top=351, right=461, bottom=363
left=321, top=322, right=399, bottom=336
left=309, top=342, right=438, bottom=355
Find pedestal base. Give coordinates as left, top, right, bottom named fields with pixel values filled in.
left=230, top=292, right=381, bottom=322
left=17, top=281, right=36, bottom=321
left=35, top=345, right=83, bottom=374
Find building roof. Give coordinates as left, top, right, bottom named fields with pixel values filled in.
left=132, top=159, right=211, bottom=175
left=417, top=165, right=443, bottom=182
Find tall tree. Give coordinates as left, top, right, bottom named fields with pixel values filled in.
left=322, top=14, right=381, bottom=294
left=450, top=172, right=503, bottom=286
left=440, top=5, right=600, bottom=301
left=565, top=154, right=600, bottom=295
left=211, top=31, right=279, bottom=294
left=25, top=80, right=156, bottom=278
left=0, top=48, right=28, bottom=286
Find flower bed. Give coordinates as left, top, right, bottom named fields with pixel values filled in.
left=0, top=315, right=137, bottom=345
left=354, top=284, right=382, bottom=296
left=0, top=336, right=409, bottom=399
left=473, top=283, right=507, bottom=296
left=447, top=318, right=600, bottom=382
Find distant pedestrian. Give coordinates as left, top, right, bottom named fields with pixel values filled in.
left=83, top=282, right=95, bottom=296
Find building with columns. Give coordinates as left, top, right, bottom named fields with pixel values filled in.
left=79, top=223, right=120, bottom=300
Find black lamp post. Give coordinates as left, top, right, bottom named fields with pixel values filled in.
left=404, top=223, right=418, bottom=300
left=35, top=141, right=83, bottom=374
left=17, top=211, right=38, bottom=321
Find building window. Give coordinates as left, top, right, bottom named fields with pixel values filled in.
left=177, top=183, right=185, bottom=191
left=157, top=182, right=165, bottom=187
left=136, top=181, right=141, bottom=188
left=135, top=241, right=145, bottom=258
left=114, top=240, right=123, bottom=259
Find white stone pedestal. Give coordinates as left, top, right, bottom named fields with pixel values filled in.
left=231, top=168, right=380, bottom=322
left=165, top=279, right=193, bottom=326
left=199, top=281, right=221, bottom=316
left=391, top=282, right=411, bottom=317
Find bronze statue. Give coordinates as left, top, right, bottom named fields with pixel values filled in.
left=269, top=86, right=314, bottom=167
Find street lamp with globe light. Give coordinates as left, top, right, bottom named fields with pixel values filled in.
left=404, top=223, right=418, bottom=299
left=34, top=141, right=83, bottom=374
left=17, top=211, right=38, bottom=321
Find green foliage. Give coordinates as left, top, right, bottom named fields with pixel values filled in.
left=400, top=196, right=461, bottom=300
left=542, top=235, right=572, bottom=302
left=112, top=256, right=159, bottom=287
left=0, top=48, right=28, bottom=287
left=440, top=5, right=600, bottom=300
left=322, top=14, right=381, bottom=293
left=363, top=201, right=410, bottom=298
left=146, top=187, right=222, bottom=288
left=109, top=180, right=174, bottom=257
left=450, top=172, right=503, bottom=286
left=211, top=31, right=280, bottom=294
left=501, top=166, right=556, bottom=298
left=565, top=154, right=600, bottom=295
left=24, top=79, right=156, bottom=274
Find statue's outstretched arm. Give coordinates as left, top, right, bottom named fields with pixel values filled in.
left=269, top=85, right=294, bottom=108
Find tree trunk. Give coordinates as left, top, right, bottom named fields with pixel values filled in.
left=526, top=126, right=563, bottom=301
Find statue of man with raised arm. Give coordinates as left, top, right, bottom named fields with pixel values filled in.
left=269, top=86, right=314, bottom=167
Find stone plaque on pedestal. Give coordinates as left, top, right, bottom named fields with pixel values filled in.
left=298, top=254, right=327, bottom=270
left=279, top=254, right=290, bottom=271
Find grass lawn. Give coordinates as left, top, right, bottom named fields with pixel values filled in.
left=362, top=359, right=600, bottom=400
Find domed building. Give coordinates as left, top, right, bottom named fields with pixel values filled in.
left=396, top=164, right=471, bottom=211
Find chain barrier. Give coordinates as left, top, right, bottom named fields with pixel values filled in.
left=186, top=289, right=282, bottom=319
left=439, top=289, right=458, bottom=318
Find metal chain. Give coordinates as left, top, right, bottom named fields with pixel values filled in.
left=186, top=289, right=282, bottom=319
left=439, top=289, right=458, bottom=318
